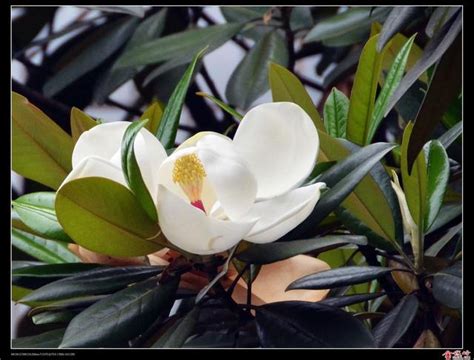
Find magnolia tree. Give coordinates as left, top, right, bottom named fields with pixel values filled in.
left=11, top=6, right=462, bottom=349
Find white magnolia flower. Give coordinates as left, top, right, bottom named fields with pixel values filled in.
left=61, top=102, right=325, bottom=255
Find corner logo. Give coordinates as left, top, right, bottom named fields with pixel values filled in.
left=443, top=350, right=471, bottom=360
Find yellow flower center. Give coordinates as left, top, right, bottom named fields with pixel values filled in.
left=172, top=154, right=207, bottom=212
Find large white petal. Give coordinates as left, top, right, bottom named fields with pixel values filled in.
left=157, top=140, right=258, bottom=221
left=59, top=156, right=126, bottom=189
left=73, top=121, right=168, bottom=201
left=242, top=182, right=326, bottom=244
left=157, top=186, right=256, bottom=255
left=233, top=102, right=319, bottom=199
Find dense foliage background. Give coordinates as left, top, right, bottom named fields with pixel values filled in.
left=12, top=6, right=462, bottom=348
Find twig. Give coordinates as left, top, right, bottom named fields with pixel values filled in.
left=105, top=98, right=142, bottom=117
left=297, top=73, right=325, bottom=91
left=200, top=63, right=224, bottom=102
left=281, top=7, right=295, bottom=71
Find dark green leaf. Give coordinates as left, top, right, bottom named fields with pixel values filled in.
left=305, top=161, right=337, bottom=185
left=28, top=295, right=106, bottom=315
left=290, top=7, right=314, bottom=32
left=373, top=294, right=419, bottom=347
left=115, top=23, right=244, bottom=69
left=288, top=266, right=393, bottom=290
left=12, top=228, right=80, bottom=264
left=43, top=17, right=139, bottom=97
left=86, top=6, right=147, bottom=17
left=237, top=235, right=367, bottom=265
left=226, top=30, right=288, bottom=109
left=425, top=7, right=460, bottom=38
left=13, top=192, right=71, bottom=242
left=286, top=143, right=396, bottom=238
left=425, top=223, right=462, bottom=257
left=319, top=292, right=385, bottom=308
left=425, top=140, right=450, bottom=230
left=196, top=92, right=243, bottom=121
left=12, top=263, right=102, bottom=278
left=220, top=7, right=270, bottom=40
left=155, top=48, right=206, bottom=148
left=384, top=10, right=461, bottom=121
left=153, top=307, right=200, bottom=348
left=256, top=301, right=375, bottom=347
left=32, top=310, right=77, bottom=325
left=21, top=266, right=165, bottom=302
left=427, top=203, right=461, bottom=234
left=12, top=329, right=65, bottom=349
left=12, top=92, right=74, bottom=190
left=432, top=261, right=461, bottom=310
left=323, top=87, right=349, bottom=138
left=60, top=276, right=180, bottom=348
left=93, top=9, right=168, bottom=103
left=304, top=7, right=389, bottom=45
left=377, top=7, right=424, bottom=51
left=438, top=121, right=462, bottom=149
left=121, top=119, right=158, bottom=221
left=407, top=32, right=461, bottom=170
left=55, top=177, right=164, bottom=257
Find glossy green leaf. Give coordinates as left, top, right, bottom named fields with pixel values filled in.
left=368, top=35, right=415, bottom=144
left=115, top=23, right=243, bottom=69
left=60, top=276, right=180, bottom=348
left=13, top=263, right=102, bottom=278
left=304, top=7, right=389, bottom=45
left=156, top=48, right=206, bottom=148
left=290, top=7, right=314, bottom=32
left=70, top=107, right=97, bottom=143
left=425, top=140, right=450, bottom=230
left=270, top=64, right=398, bottom=248
left=21, top=266, right=164, bottom=302
left=287, top=266, right=393, bottom=290
left=12, top=329, right=65, bottom=349
left=226, top=30, right=288, bottom=109
left=237, top=235, right=367, bottom=265
left=140, top=101, right=164, bottom=135
left=347, top=34, right=387, bottom=145
left=432, top=261, right=461, bottom=310
left=406, top=33, right=461, bottom=170
left=43, top=17, right=139, bottom=97
left=55, top=177, right=164, bottom=257
left=384, top=10, right=461, bottom=120
left=121, top=119, right=158, bottom=221
left=32, top=310, right=77, bottom=325
left=196, top=92, right=243, bottom=121
left=13, top=192, right=71, bottom=242
left=153, top=307, right=200, bottom=348
left=376, top=7, right=423, bottom=51
left=256, top=301, right=375, bottom=348
left=12, top=228, right=80, bottom=264
left=438, top=121, right=462, bottom=149
left=319, top=292, right=385, bottom=308
left=323, top=87, right=349, bottom=138
left=373, top=294, right=419, bottom=347
left=93, top=9, right=168, bottom=103
left=12, top=92, right=74, bottom=190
